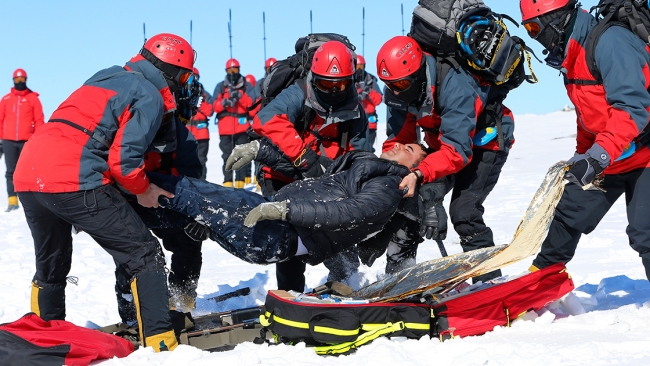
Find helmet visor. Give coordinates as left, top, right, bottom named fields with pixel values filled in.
left=314, top=76, right=354, bottom=93
left=226, top=67, right=240, bottom=75
left=13, top=76, right=26, bottom=83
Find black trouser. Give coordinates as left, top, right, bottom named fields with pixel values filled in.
left=219, top=133, right=250, bottom=183
left=197, top=139, right=210, bottom=180
left=449, top=149, right=509, bottom=282
left=533, top=168, right=650, bottom=281
left=3, top=140, right=26, bottom=197
left=261, top=177, right=360, bottom=291
left=120, top=199, right=202, bottom=317
left=18, top=186, right=173, bottom=342
left=369, top=129, right=377, bottom=154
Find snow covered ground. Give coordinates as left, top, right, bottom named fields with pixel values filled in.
left=2, top=110, right=650, bottom=365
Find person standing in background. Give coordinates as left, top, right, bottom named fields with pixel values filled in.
left=355, top=55, right=383, bottom=153
left=213, top=59, right=253, bottom=188
left=0, top=69, right=44, bottom=212
left=185, top=67, right=214, bottom=180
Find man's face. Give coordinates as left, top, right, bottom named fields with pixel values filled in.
left=380, top=143, right=427, bottom=168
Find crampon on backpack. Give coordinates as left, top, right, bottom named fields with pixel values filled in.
left=409, top=0, right=540, bottom=150
left=259, top=33, right=357, bottom=108
left=566, top=0, right=650, bottom=154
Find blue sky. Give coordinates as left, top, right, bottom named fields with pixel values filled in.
left=0, top=0, right=600, bottom=120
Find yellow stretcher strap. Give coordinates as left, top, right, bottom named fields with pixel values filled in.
left=313, top=325, right=359, bottom=337
left=313, top=322, right=405, bottom=355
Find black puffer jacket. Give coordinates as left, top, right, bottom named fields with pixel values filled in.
left=274, top=151, right=419, bottom=264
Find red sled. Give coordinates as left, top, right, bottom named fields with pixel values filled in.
left=432, top=262, right=575, bottom=340
left=0, top=313, right=134, bottom=366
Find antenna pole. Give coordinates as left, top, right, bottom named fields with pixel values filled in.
left=263, top=12, right=267, bottom=62
left=228, top=9, right=233, bottom=59
left=362, top=7, right=365, bottom=56
left=401, top=4, right=405, bottom=36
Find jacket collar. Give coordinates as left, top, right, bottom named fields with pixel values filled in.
left=304, top=71, right=361, bottom=127
left=562, top=9, right=597, bottom=71
left=11, top=88, right=32, bottom=97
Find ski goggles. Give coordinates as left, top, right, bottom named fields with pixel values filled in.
left=13, top=76, right=26, bottom=83
left=384, top=74, right=417, bottom=93
left=313, top=76, right=354, bottom=93
left=522, top=18, right=545, bottom=39
left=226, top=67, right=240, bottom=75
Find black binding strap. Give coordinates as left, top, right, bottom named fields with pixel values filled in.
left=48, top=119, right=111, bottom=148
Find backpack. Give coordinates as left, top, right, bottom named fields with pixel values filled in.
left=410, top=0, right=538, bottom=86
left=566, top=0, right=650, bottom=148
left=259, top=33, right=356, bottom=107
left=409, top=0, right=539, bottom=151
left=580, top=0, right=650, bottom=83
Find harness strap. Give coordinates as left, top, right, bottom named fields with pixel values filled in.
left=48, top=119, right=111, bottom=149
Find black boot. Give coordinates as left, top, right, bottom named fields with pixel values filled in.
left=460, top=229, right=502, bottom=284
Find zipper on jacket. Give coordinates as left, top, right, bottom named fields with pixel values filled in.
left=15, top=92, right=21, bottom=141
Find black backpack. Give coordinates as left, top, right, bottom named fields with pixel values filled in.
left=259, top=33, right=356, bottom=108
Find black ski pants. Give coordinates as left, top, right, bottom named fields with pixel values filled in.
left=449, top=149, right=508, bottom=282
left=197, top=139, right=209, bottom=180
left=533, top=167, right=650, bottom=281
left=219, top=132, right=250, bottom=183
left=3, top=140, right=26, bottom=197
left=18, top=186, right=174, bottom=343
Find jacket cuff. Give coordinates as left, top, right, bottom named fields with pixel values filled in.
left=586, top=143, right=611, bottom=169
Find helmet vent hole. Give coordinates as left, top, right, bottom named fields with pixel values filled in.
left=156, top=45, right=161, bottom=48
left=402, top=60, right=407, bottom=65
left=180, top=50, right=184, bottom=54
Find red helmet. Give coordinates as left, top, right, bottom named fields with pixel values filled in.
left=376, top=36, right=423, bottom=81
left=311, top=41, right=355, bottom=78
left=142, top=33, right=194, bottom=70
left=245, top=74, right=256, bottom=87
left=520, top=0, right=575, bottom=22
left=356, top=55, right=366, bottom=66
left=13, top=69, right=27, bottom=79
left=225, top=58, right=240, bottom=69
left=265, top=57, right=277, bottom=68
left=193, top=67, right=200, bottom=77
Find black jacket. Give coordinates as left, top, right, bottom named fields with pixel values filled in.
left=274, top=151, right=419, bottom=264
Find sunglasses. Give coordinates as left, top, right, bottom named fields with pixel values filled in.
left=226, top=67, right=240, bottom=75
left=523, top=18, right=545, bottom=39
left=13, top=77, right=26, bottom=83
left=313, top=76, right=353, bottom=93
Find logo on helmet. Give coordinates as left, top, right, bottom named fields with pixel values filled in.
left=330, top=65, right=340, bottom=74
left=396, top=42, right=413, bottom=58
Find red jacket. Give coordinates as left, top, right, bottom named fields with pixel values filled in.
left=186, top=89, right=213, bottom=140
left=356, top=72, right=383, bottom=130
left=213, top=79, right=253, bottom=135
left=14, top=56, right=175, bottom=194
left=562, top=10, right=650, bottom=175
left=0, top=88, right=44, bottom=141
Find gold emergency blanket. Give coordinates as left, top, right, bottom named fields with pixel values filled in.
left=352, top=162, right=569, bottom=302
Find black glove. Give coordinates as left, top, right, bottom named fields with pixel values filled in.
left=419, top=182, right=449, bottom=240
left=294, top=148, right=327, bottom=179
left=184, top=221, right=210, bottom=242
left=230, top=89, right=241, bottom=101
left=565, top=157, right=603, bottom=187
left=222, top=98, right=236, bottom=108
